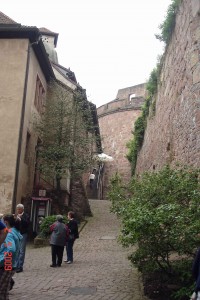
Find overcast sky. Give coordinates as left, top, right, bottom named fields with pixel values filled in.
left=1, top=0, right=171, bottom=107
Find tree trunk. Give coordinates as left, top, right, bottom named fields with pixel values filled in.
left=56, top=175, right=61, bottom=191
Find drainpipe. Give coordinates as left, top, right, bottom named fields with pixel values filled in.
left=12, top=41, right=31, bottom=213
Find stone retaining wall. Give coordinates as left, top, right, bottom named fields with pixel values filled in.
left=136, top=0, right=200, bottom=173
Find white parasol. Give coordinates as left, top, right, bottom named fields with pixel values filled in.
left=94, top=153, right=114, bottom=162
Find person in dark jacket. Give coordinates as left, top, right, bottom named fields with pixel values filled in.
left=15, top=204, right=30, bottom=273
left=64, top=211, right=79, bottom=264
left=50, top=215, right=68, bottom=267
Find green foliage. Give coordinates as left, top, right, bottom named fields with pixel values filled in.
left=109, top=173, right=127, bottom=216
left=109, top=166, right=200, bottom=284
left=170, top=259, right=194, bottom=299
left=172, top=283, right=194, bottom=300
left=39, top=215, right=68, bottom=238
left=146, top=68, right=158, bottom=96
left=33, top=80, right=97, bottom=188
left=127, top=59, right=163, bottom=174
left=126, top=96, right=151, bottom=174
left=155, top=0, right=181, bottom=44
left=126, top=0, right=182, bottom=174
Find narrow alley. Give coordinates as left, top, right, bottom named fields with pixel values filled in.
left=10, top=200, right=146, bottom=300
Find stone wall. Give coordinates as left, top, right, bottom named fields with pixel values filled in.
left=98, top=84, right=146, bottom=116
left=97, top=84, right=146, bottom=197
left=136, top=0, right=200, bottom=174
left=116, top=83, right=147, bottom=101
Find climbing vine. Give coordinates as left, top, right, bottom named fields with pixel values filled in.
left=126, top=65, right=160, bottom=174
left=127, top=0, right=182, bottom=174
left=126, top=97, right=150, bottom=174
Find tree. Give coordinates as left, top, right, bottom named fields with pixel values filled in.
left=109, top=166, right=200, bottom=275
left=33, top=80, right=96, bottom=191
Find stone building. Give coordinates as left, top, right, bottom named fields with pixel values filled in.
left=97, top=84, right=146, bottom=197
left=0, top=12, right=101, bottom=228
left=135, top=0, right=200, bottom=174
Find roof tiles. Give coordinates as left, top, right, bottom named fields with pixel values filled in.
left=0, top=11, right=17, bottom=24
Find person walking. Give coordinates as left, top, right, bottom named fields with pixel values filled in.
left=0, top=214, right=22, bottom=300
left=64, top=211, right=79, bottom=264
left=50, top=215, right=68, bottom=267
left=15, top=204, right=30, bottom=273
left=89, top=171, right=95, bottom=189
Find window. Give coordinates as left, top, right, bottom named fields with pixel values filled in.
left=24, top=132, right=31, bottom=164
left=34, top=75, right=46, bottom=114
left=129, top=93, right=136, bottom=104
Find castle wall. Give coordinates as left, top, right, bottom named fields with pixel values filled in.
left=98, top=84, right=146, bottom=116
left=136, top=0, right=200, bottom=173
left=116, top=83, right=147, bottom=101
left=98, top=84, right=146, bottom=196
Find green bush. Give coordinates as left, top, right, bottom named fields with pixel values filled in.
left=155, top=0, right=182, bottom=44
left=146, top=68, right=158, bottom=96
left=126, top=96, right=152, bottom=174
left=126, top=62, right=162, bottom=175
left=39, top=215, right=68, bottom=238
left=109, top=166, right=200, bottom=279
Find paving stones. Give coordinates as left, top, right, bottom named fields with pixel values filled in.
left=10, top=200, right=148, bottom=300
left=68, top=286, right=97, bottom=295
left=99, top=235, right=116, bottom=240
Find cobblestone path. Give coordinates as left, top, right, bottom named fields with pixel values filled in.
left=10, top=200, right=147, bottom=300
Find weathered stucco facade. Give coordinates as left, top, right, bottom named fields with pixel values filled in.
left=97, top=84, right=146, bottom=196
left=16, top=47, right=48, bottom=208
left=0, top=39, right=32, bottom=212
left=0, top=39, right=27, bottom=210
left=136, top=0, right=200, bottom=174
left=0, top=35, right=50, bottom=213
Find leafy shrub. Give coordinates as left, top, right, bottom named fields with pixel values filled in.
left=126, top=57, right=164, bottom=175
left=172, top=283, right=194, bottom=300
left=39, top=215, right=68, bottom=238
left=146, top=68, right=158, bottom=96
left=126, top=114, right=146, bottom=174
left=155, top=0, right=182, bottom=44
left=109, top=166, right=200, bottom=280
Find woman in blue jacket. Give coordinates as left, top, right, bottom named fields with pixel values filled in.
left=0, top=214, right=22, bottom=300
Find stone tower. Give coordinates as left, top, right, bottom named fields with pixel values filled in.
left=97, top=83, right=146, bottom=197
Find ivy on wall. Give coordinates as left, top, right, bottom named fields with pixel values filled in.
left=126, top=67, right=159, bottom=174
left=126, top=0, right=182, bottom=174
left=155, top=0, right=182, bottom=44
